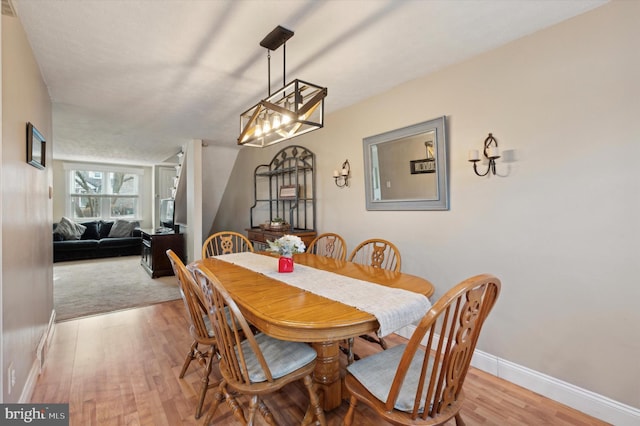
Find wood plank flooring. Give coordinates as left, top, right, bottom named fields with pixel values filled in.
left=31, top=300, right=609, bottom=425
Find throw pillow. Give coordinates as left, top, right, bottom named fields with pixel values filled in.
left=99, top=221, right=114, bottom=239
left=108, top=220, right=135, bottom=238
left=80, top=221, right=100, bottom=240
left=56, top=217, right=86, bottom=240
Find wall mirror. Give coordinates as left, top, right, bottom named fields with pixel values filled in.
left=363, top=116, right=448, bottom=210
left=27, top=122, right=46, bottom=170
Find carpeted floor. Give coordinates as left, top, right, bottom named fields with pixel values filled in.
left=54, top=255, right=181, bottom=321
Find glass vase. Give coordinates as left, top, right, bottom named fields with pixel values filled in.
left=278, top=256, right=294, bottom=273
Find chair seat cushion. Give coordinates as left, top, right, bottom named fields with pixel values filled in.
left=202, top=314, right=214, bottom=337
left=239, top=333, right=317, bottom=383
left=200, top=307, right=239, bottom=338
left=347, top=343, right=434, bottom=413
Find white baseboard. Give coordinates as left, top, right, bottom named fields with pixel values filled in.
left=19, top=309, right=56, bottom=403
left=36, top=310, right=56, bottom=372
left=394, top=326, right=640, bottom=426
left=19, top=360, right=40, bottom=403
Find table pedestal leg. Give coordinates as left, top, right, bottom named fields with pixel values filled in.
left=311, top=341, right=341, bottom=411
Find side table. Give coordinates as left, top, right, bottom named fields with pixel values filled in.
left=140, top=229, right=185, bottom=278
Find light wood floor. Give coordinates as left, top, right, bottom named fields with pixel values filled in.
left=31, top=300, right=609, bottom=425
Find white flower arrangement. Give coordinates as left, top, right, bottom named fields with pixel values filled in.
left=266, top=234, right=306, bottom=257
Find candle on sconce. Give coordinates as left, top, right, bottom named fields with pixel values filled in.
left=333, top=170, right=339, bottom=177
left=468, top=150, right=480, bottom=161
left=487, top=146, right=500, bottom=158
left=341, top=168, right=349, bottom=176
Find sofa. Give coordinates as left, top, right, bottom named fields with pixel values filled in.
left=53, top=217, right=142, bottom=262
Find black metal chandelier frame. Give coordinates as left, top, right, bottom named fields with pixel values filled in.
left=238, top=26, right=327, bottom=147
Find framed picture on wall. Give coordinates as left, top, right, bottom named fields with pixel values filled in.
left=27, top=122, right=46, bottom=169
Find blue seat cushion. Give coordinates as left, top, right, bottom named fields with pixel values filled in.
left=347, top=344, right=435, bottom=413
left=238, top=333, right=317, bottom=383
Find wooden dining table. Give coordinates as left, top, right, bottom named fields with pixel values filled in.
left=192, top=252, right=435, bottom=411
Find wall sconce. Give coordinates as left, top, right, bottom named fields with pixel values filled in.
left=469, top=133, right=500, bottom=176
left=333, top=159, right=350, bottom=188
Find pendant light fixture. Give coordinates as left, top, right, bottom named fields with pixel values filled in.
left=238, top=25, right=328, bottom=147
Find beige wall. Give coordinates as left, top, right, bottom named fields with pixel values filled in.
left=2, top=14, right=53, bottom=402
left=212, top=2, right=640, bottom=409
left=201, top=144, right=239, bottom=240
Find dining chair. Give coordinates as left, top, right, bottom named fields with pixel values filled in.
left=348, top=238, right=401, bottom=272
left=306, top=232, right=347, bottom=261
left=166, top=249, right=218, bottom=419
left=193, top=264, right=327, bottom=426
left=343, top=274, right=501, bottom=426
left=202, top=231, right=254, bottom=258
left=346, top=238, right=402, bottom=361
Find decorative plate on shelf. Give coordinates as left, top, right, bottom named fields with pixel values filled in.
left=268, top=224, right=290, bottom=231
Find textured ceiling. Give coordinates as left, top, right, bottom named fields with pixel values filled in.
left=12, top=0, right=607, bottom=165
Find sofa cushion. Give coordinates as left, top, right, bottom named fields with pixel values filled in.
left=55, top=217, right=86, bottom=240
left=108, top=219, right=137, bottom=238
left=80, top=221, right=100, bottom=240
left=99, top=237, right=141, bottom=249
left=99, top=221, right=114, bottom=239
left=53, top=239, right=99, bottom=251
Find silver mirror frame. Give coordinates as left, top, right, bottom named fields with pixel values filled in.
left=363, top=116, right=449, bottom=211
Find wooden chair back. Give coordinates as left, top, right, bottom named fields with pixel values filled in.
left=348, top=238, right=401, bottom=272
left=202, top=231, right=254, bottom=258
left=306, top=232, right=347, bottom=260
left=344, top=274, right=501, bottom=425
left=194, top=265, right=271, bottom=385
left=193, top=264, right=327, bottom=425
left=166, top=249, right=211, bottom=343
left=167, top=249, right=218, bottom=419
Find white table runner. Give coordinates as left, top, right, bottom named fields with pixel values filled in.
left=214, top=252, right=431, bottom=337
